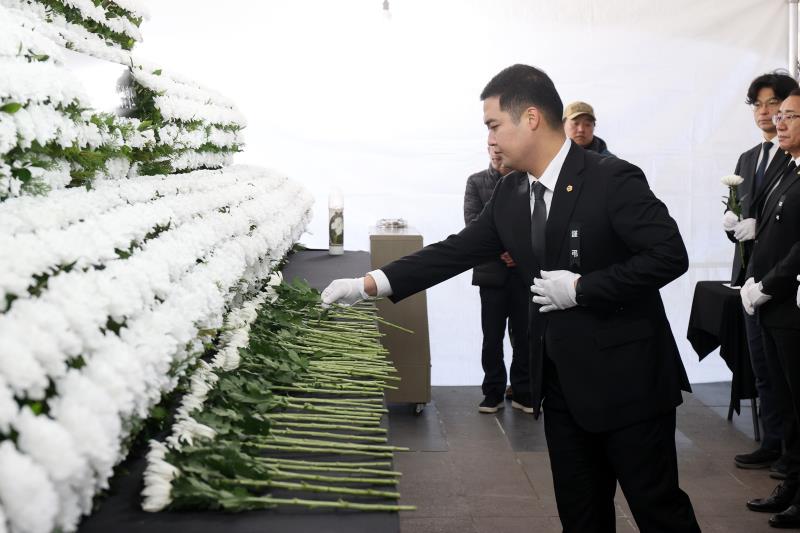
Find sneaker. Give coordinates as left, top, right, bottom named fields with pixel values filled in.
left=771, top=455, right=790, bottom=480
left=511, top=399, right=534, bottom=414
left=505, top=385, right=513, bottom=400
left=735, top=447, right=781, bottom=469
left=479, top=397, right=504, bottom=414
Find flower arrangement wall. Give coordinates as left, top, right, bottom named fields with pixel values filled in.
left=0, top=1, right=325, bottom=531
left=0, top=0, right=148, bottom=63
left=0, top=166, right=313, bottom=532
left=126, top=65, right=246, bottom=176
left=0, top=6, right=155, bottom=200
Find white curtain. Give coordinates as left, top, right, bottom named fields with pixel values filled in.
left=137, top=0, right=788, bottom=384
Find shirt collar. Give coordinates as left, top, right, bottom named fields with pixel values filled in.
left=528, top=138, right=572, bottom=192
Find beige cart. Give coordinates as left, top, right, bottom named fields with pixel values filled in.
left=369, top=225, right=432, bottom=414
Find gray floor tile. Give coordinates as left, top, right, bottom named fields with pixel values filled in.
left=396, top=383, right=775, bottom=533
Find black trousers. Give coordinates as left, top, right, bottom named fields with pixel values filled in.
left=542, top=356, right=700, bottom=533
left=478, top=276, right=530, bottom=400
left=744, top=309, right=782, bottom=451
left=761, top=324, right=800, bottom=480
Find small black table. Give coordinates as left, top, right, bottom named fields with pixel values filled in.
left=687, top=280, right=759, bottom=439
left=78, top=249, right=399, bottom=533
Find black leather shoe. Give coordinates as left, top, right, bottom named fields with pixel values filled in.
left=478, top=396, right=504, bottom=414
left=769, top=504, right=800, bottom=528
left=747, top=482, right=799, bottom=513
left=771, top=456, right=790, bottom=480
left=736, top=448, right=782, bottom=469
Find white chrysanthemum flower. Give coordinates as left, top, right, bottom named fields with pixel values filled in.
left=721, top=174, right=744, bottom=187
left=0, top=116, right=15, bottom=155
left=0, top=334, right=50, bottom=399
left=141, top=441, right=178, bottom=512
left=166, top=417, right=216, bottom=449
left=14, top=407, right=88, bottom=484
left=0, top=441, right=59, bottom=533
left=0, top=376, right=17, bottom=434
left=13, top=408, right=90, bottom=530
left=103, top=157, right=131, bottom=181
left=53, top=482, right=83, bottom=532
left=49, top=399, right=120, bottom=486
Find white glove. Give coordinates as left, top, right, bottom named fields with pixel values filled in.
left=530, top=270, right=580, bottom=313
left=740, top=277, right=771, bottom=315
left=722, top=210, right=739, bottom=232
left=321, top=278, right=368, bottom=308
left=733, top=218, right=756, bottom=241
left=796, top=275, right=800, bottom=309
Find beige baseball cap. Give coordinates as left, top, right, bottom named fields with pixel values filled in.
left=563, top=101, right=596, bottom=121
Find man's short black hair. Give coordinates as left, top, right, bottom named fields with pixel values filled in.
left=789, top=88, right=800, bottom=98
left=746, top=71, right=799, bottom=104
left=480, top=64, right=563, bottom=129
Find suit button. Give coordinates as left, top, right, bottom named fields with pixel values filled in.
left=754, top=239, right=759, bottom=244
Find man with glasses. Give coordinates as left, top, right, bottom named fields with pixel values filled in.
left=724, top=72, right=797, bottom=476
left=742, top=88, right=800, bottom=528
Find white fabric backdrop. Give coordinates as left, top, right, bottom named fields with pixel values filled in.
left=135, top=0, right=789, bottom=385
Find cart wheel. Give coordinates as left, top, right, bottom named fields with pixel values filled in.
left=413, top=403, right=425, bottom=415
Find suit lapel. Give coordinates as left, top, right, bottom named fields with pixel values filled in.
left=757, top=167, right=800, bottom=237
left=743, top=149, right=758, bottom=196
left=509, top=172, right=535, bottom=281
left=545, top=144, right=585, bottom=269
left=752, top=151, right=791, bottom=209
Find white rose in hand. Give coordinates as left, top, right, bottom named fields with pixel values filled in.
left=721, top=174, right=745, bottom=187
left=321, top=278, right=367, bottom=308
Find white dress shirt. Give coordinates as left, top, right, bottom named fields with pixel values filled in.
left=528, top=138, right=572, bottom=218
left=369, top=138, right=574, bottom=297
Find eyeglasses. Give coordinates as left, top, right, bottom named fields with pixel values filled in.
left=772, top=113, right=800, bottom=125
left=753, top=99, right=781, bottom=110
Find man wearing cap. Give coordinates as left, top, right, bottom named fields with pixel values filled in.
left=563, top=101, right=614, bottom=157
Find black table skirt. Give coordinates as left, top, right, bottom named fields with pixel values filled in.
left=687, top=280, right=757, bottom=413
left=78, top=249, right=399, bottom=533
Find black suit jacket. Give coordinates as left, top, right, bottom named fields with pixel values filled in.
left=751, top=162, right=800, bottom=330
left=383, top=142, right=691, bottom=432
left=727, top=143, right=790, bottom=285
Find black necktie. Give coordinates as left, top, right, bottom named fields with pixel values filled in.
left=531, top=181, right=547, bottom=267
left=754, top=141, right=773, bottom=192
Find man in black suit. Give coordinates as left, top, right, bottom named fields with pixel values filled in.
left=723, top=73, right=797, bottom=473
left=322, top=64, right=699, bottom=532
left=742, top=88, right=800, bottom=528
left=464, top=146, right=531, bottom=413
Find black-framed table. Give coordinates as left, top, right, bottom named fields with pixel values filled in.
left=78, top=249, right=399, bottom=533
left=687, top=280, right=759, bottom=440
